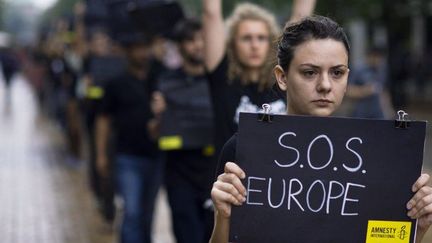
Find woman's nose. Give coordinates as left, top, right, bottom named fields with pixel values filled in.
left=316, top=73, right=332, bottom=93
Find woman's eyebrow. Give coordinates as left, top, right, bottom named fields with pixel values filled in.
left=299, top=63, right=320, bottom=68
left=331, top=64, right=349, bottom=69
left=299, top=64, right=349, bottom=69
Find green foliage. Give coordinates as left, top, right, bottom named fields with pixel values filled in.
left=0, top=0, right=4, bottom=30
left=179, top=0, right=293, bottom=18
left=40, top=0, right=80, bottom=26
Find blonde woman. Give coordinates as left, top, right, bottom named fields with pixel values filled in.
left=203, top=0, right=316, bottom=155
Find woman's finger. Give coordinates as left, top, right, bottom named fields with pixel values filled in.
left=408, top=188, right=432, bottom=219
left=214, top=180, right=246, bottom=203
left=224, top=162, right=246, bottom=179
left=412, top=174, right=430, bottom=192
left=218, top=172, right=246, bottom=196
left=211, top=185, right=242, bottom=206
left=407, top=185, right=432, bottom=210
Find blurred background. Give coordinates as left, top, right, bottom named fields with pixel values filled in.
left=0, top=0, right=431, bottom=242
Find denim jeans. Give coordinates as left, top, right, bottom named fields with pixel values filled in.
left=115, top=154, right=163, bottom=243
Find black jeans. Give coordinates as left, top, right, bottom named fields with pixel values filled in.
left=165, top=169, right=214, bottom=243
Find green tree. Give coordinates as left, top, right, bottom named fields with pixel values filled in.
left=40, top=0, right=80, bottom=27
left=0, top=0, right=5, bottom=30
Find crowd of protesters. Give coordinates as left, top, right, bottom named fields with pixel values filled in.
left=2, top=0, right=431, bottom=243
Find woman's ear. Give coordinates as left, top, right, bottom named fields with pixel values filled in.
left=274, top=65, right=287, bottom=91
left=344, top=68, right=350, bottom=93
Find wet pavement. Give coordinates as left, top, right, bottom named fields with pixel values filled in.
left=0, top=76, right=431, bottom=242
left=0, top=76, right=174, bottom=243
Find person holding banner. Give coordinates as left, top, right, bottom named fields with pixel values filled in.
left=210, top=15, right=432, bottom=243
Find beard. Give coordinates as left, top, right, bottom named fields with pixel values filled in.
left=184, top=55, right=203, bottom=66
left=181, top=48, right=204, bottom=66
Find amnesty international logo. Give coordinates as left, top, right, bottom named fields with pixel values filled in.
left=398, top=225, right=407, bottom=240
left=365, top=220, right=411, bottom=243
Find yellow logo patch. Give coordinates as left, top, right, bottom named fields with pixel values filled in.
left=366, top=220, right=411, bottom=243
left=159, top=136, right=183, bottom=150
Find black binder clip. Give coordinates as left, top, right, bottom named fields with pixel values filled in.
left=258, top=103, right=273, bottom=122
left=395, top=110, right=410, bottom=129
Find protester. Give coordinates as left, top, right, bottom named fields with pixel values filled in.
left=210, top=15, right=432, bottom=243
left=202, top=0, right=316, bottom=157
left=151, top=18, right=215, bottom=243
left=80, top=29, right=122, bottom=224
left=95, top=34, right=163, bottom=243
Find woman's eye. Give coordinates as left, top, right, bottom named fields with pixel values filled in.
left=257, top=35, right=269, bottom=42
left=331, top=70, right=345, bottom=78
left=302, top=70, right=316, bottom=77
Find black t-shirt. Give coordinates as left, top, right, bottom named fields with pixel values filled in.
left=215, top=133, right=238, bottom=177
left=100, top=71, right=158, bottom=158
left=206, top=56, right=286, bottom=154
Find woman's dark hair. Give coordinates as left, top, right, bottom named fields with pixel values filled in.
left=278, top=15, right=350, bottom=71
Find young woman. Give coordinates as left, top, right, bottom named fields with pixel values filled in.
left=210, top=15, right=432, bottom=243
left=203, top=0, right=287, bottom=155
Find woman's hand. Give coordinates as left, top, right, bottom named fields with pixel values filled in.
left=407, top=173, right=432, bottom=242
left=211, top=162, right=247, bottom=218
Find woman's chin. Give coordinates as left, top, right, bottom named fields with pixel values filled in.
left=308, top=108, right=334, bottom=117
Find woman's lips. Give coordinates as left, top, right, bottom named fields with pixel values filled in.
left=312, top=99, right=333, bottom=107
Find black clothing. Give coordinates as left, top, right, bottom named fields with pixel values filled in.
left=158, top=68, right=214, bottom=149
left=215, top=133, right=238, bottom=177
left=0, top=50, right=19, bottom=87
left=81, top=55, right=127, bottom=222
left=166, top=149, right=215, bottom=192
left=100, top=71, right=158, bottom=158
left=158, top=68, right=216, bottom=189
left=48, top=56, right=77, bottom=98
left=158, top=68, right=216, bottom=243
left=165, top=153, right=214, bottom=243
left=206, top=56, right=285, bottom=155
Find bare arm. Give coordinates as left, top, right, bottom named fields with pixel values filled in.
left=209, top=212, right=231, bottom=243
left=203, top=0, right=226, bottom=72
left=95, top=114, right=110, bottom=177
left=289, top=0, right=317, bottom=23
left=209, top=162, right=246, bottom=243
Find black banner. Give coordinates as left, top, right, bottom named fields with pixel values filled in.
left=230, top=113, right=426, bottom=243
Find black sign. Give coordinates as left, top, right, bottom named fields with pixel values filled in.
left=158, top=75, right=213, bottom=150
left=230, top=113, right=426, bottom=243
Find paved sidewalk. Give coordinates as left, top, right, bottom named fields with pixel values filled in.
left=0, top=77, right=175, bottom=243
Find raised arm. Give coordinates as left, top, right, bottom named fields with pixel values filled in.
left=289, top=0, right=317, bottom=23
left=203, top=0, right=226, bottom=72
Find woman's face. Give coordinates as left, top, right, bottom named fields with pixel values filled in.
left=275, top=38, right=349, bottom=116
left=234, top=20, right=270, bottom=70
